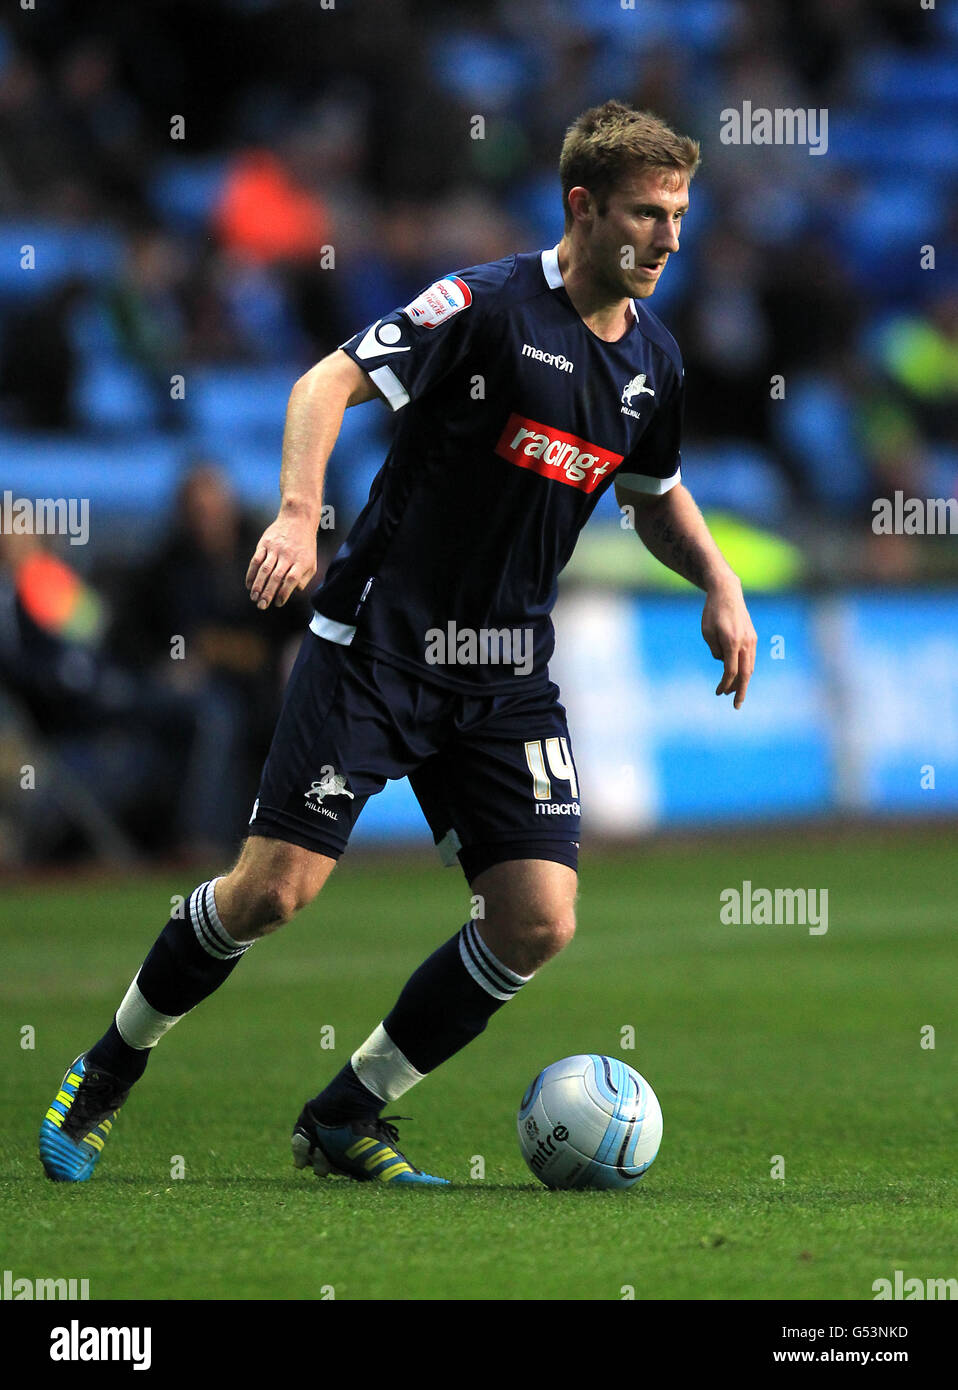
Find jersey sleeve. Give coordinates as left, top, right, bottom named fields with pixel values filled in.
left=616, top=362, right=684, bottom=495
left=338, top=258, right=514, bottom=411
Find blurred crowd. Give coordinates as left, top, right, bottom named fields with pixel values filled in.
left=0, top=463, right=306, bottom=864
left=0, top=0, right=956, bottom=864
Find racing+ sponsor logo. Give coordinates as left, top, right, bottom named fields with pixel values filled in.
left=494, top=413, right=623, bottom=493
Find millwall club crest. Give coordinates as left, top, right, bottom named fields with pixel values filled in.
left=305, top=770, right=355, bottom=819
left=620, top=373, right=655, bottom=421
left=306, top=771, right=354, bottom=804
left=621, top=374, right=655, bottom=407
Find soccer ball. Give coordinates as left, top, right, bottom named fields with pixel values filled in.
left=517, top=1054, right=662, bottom=1190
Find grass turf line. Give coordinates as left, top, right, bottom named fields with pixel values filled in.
left=1, top=832, right=954, bottom=1300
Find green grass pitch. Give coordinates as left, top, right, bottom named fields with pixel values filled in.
left=1, top=827, right=955, bottom=1301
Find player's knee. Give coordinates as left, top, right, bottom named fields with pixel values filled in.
left=253, top=881, right=305, bottom=932
left=223, top=875, right=315, bottom=938
left=516, top=904, right=576, bottom=968
left=543, top=907, right=577, bottom=957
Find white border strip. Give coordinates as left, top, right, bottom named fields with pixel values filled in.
left=616, top=465, right=682, bottom=496
left=368, top=363, right=410, bottom=412
left=310, top=611, right=356, bottom=645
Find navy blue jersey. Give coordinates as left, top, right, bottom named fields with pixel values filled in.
left=310, top=247, right=684, bottom=691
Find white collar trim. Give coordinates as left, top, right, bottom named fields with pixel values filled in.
left=541, top=245, right=564, bottom=289
left=541, top=245, right=639, bottom=321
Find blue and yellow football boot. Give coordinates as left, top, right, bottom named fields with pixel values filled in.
left=39, top=1055, right=129, bottom=1183
left=291, top=1104, right=449, bottom=1186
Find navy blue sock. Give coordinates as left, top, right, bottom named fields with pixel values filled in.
left=85, top=879, right=252, bottom=1086
left=310, top=921, right=532, bottom=1122
left=86, top=1018, right=150, bottom=1087
left=308, top=1061, right=384, bottom=1125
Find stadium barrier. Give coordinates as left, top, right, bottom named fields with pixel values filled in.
left=350, top=588, right=958, bottom=844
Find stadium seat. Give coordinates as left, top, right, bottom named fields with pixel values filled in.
left=0, top=432, right=183, bottom=514
left=855, top=50, right=958, bottom=108
left=772, top=375, right=870, bottom=511
left=185, top=365, right=297, bottom=439
left=149, top=157, right=229, bottom=233
left=0, top=222, right=123, bottom=303
left=676, top=442, right=791, bottom=526
left=73, top=359, right=160, bottom=432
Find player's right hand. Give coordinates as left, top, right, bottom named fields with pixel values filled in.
left=246, top=511, right=319, bottom=609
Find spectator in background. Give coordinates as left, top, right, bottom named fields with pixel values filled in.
left=55, top=37, right=147, bottom=221
left=105, top=229, right=190, bottom=425
left=213, top=147, right=331, bottom=268
left=677, top=227, right=773, bottom=444
left=0, top=278, right=86, bottom=430
left=109, top=461, right=309, bottom=841
left=0, top=530, right=235, bottom=861
left=213, top=124, right=353, bottom=352
left=0, top=49, right=75, bottom=213
left=878, top=288, right=958, bottom=447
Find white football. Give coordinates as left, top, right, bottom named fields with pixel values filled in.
left=518, top=1054, right=662, bottom=1190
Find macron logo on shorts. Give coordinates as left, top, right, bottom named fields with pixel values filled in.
left=494, top=413, right=623, bottom=493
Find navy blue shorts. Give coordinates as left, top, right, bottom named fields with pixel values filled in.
left=247, top=633, right=580, bottom=882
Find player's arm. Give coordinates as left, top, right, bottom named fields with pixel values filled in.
left=615, top=480, right=757, bottom=709
left=246, top=350, right=377, bottom=610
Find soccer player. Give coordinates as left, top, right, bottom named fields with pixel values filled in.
left=40, top=101, right=756, bottom=1186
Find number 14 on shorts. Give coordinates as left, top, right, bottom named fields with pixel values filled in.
left=524, top=737, right=579, bottom=801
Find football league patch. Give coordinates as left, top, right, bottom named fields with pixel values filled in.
left=402, top=277, right=472, bottom=329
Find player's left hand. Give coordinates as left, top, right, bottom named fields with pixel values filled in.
left=701, top=576, right=757, bottom=710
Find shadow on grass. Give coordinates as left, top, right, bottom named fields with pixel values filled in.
left=23, top=1174, right=547, bottom=1194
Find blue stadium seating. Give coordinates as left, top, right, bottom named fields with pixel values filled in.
left=0, top=223, right=123, bottom=302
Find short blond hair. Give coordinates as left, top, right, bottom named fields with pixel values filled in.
left=559, top=100, right=700, bottom=227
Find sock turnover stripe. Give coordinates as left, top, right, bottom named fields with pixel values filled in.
left=459, top=921, right=527, bottom=1001
left=189, top=880, right=247, bottom=960
left=464, top=919, right=531, bottom=988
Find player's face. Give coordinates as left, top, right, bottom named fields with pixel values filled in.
left=591, top=169, right=689, bottom=300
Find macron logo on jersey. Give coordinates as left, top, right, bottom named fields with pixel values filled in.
left=521, top=343, right=574, bottom=374
left=495, top=413, right=623, bottom=494
left=402, top=277, right=472, bottom=329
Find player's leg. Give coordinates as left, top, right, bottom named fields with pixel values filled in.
left=87, top=834, right=336, bottom=1079
left=215, top=833, right=338, bottom=938
left=469, top=856, right=577, bottom=976
left=39, top=837, right=335, bottom=1183
left=39, top=628, right=361, bottom=1183
left=91, top=835, right=337, bottom=1077
left=359, top=855, right=576, bottom=1082
left=301, top=680, right=582, bottom=1161
left=296, top=853, right=577, bottom=1190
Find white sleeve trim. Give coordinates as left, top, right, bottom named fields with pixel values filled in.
left=309, top=611, right=356, bottom=645
left=368, top=363, right=410, bottom=411
left=615, top=464, right=682, bottom=496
